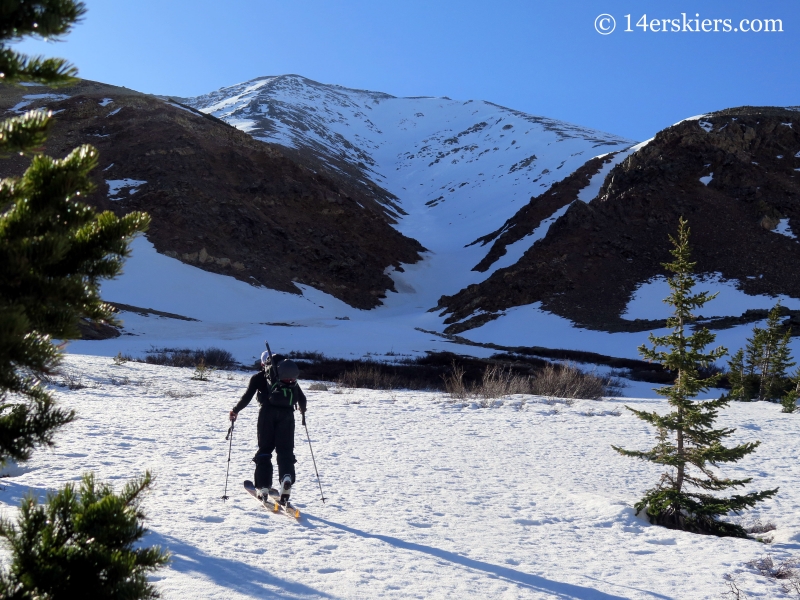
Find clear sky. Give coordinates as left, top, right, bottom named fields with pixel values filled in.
left=12, top=0, right=799, bottom=141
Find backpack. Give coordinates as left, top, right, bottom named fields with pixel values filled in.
left=268, top=381, right=296, bottom=408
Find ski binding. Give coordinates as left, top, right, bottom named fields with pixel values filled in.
left=244, top=480, right=301, bottom=519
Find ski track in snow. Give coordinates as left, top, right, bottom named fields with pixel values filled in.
left=1, top=354, right=798, bottom=599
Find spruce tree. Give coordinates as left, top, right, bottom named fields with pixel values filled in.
left=0, top=2, right=166, bottom=598
left=781, top=366, right=800, bottom=414
left=1, top=0, right=152, bottom=461
left=613, top=218, right=777, bottom=537
left=728, top=303, right=795, bottom=402
left=0, top=472, right=168, bottom=599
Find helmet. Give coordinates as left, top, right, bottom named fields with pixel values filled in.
left=277, top=359, right=299, bottom=382
left=261, top=351, right=285, bottom=366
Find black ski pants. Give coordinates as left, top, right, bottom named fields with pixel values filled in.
left=252, top=404, right=295, bottom=490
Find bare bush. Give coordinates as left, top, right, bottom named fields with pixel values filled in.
left=442, top=361, right=468, bottom=399
left=744, top=520, right=777, bottom=535
left=60, top=371, right=85, bottom=390
left=112, top=352, right=131, bottom=366
left=530, top=363, right=606, bottom=400
left=475, top=365, right=530, bottom=400
left=746, top=554, right=800, bottom=595
left=747, top=555, right=799, bottom=580
left=144, top=347, right=235, bottom=369
left=337, top=364, right=401, bottom=390
left=307, top=383, right=329, bottom=391
left=722, top=574, right=748, bottom=599
left=164, top=389, right=199, bottom=399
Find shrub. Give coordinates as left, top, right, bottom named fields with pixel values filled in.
left=530, top=363, right=607, bottom=400
left=191, top=359, right=213, bottom=381
left=112, top=352, right=131, bottom=366
left=442, top=361, right=469, bottom=399
left=474, top=365, right=530, bottom=400
left=444, top=361, right=613, bottom=402
left=0, top=472, right=168, bottom=599
left=337, top=363, right=402, bottom=390
left=144, top=347, right=235, bottom=369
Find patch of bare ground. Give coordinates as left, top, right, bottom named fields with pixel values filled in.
left=0, top=80, right=425, bottom=310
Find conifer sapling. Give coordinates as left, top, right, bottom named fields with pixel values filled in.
left=613, top=218, right=777, bottom=537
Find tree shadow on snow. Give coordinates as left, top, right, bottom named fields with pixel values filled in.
left=146, top=532, right=336, bottom=599
left=303, top=516, right=669, bottom=600
left=0, top=479, right=52, bottom=507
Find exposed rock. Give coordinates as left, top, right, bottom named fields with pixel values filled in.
left=75, top=318, right=121, bottom=340
left=0, top=80, right=425, bottom=310
left=437, top=107, right=800, bottom=332
left=760, top=214, right=780, bottom=230
left=470, top=153, right=618, bottom=272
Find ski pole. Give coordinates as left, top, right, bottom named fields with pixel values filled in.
left=221, top=421, right=234, bottom=502
left=303, top=417, right=327, bottom=503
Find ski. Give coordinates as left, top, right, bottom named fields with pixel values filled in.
left=243, top=480, right=301, bottom=519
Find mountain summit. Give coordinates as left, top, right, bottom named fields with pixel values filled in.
left=181, top=74, right=635, bottom=312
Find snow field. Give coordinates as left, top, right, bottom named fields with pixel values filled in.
left=1, top=355, right=798, bottom=599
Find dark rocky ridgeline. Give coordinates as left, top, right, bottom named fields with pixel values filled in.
left=469, top=153, right=621, bottom=273
left=437, top=106, right=800, bottom=333
left=0, top=80, right=424, bottom=309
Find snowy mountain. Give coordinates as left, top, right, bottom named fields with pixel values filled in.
left=5, top=76, right=800, bottom=382
left=180, top=76, right=636, bottom=305
left=179, top=74, right=632, bottom=229
left=438, top=107, right=800, bottom=333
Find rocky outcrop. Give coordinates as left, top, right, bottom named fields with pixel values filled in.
left=0, top=80, right=425, bottom=309
left=437, top=107, right=800, bottom=332
left=469, top=153, right=617, bottom=272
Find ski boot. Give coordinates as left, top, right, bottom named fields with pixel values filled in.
left=278, top=475, right=292, bottom=505
left=257, top=486, right=277, bottom=501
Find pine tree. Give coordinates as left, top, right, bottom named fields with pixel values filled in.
left=781, top=366, right=800, bottom=414
left=1, top=3, right=149, bottom=457
left=0, top=472, right=168, bottom=599
left=0, top=3, right=166, bottom=597
left=728, top=303, right=795, bottom=402
left=726, top=348, right=748, bottom=401
left=613, top=218, right=777, bottom=537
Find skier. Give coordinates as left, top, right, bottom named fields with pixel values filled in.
left=229, top=351, right=307, bottom=504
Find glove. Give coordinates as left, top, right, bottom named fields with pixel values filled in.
left=301, top=411, right=306, bottom=426
left=229, top=410, right=237, bottom=422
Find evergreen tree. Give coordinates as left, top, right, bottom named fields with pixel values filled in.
left=0, top=472, right=168, bottom=599
left=781, top=366, right=800, bottom=414
left=728, top=303, right=794, bottom=402
left=726, top=348, right=748, bottom=401
left=1, top=2, right=149, bottom=457
left=0, top=2, right=166, bottom=597
left=613, top=218, right=777, bottom=537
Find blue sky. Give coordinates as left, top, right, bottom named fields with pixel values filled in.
left=12, top=0, right=799, bottom=141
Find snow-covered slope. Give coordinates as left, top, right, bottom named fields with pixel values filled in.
left=4, top=354, right=797, bottom=599
left=183, top=75, right=633, bottom=305
left=68, top=78, right=800, bottom=390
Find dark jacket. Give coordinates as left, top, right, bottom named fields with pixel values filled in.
left=232, top=370, right=307, bottom=414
